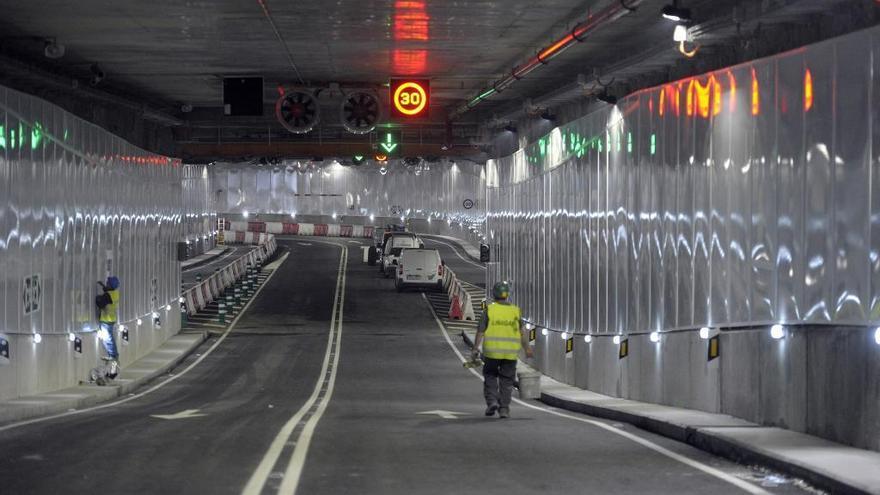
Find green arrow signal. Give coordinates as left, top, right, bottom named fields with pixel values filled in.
left=379, top=133, right=398, bottom=153
left=353, top=155, right=364, bottom=161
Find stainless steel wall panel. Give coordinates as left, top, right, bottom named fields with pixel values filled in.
left=872, top=32, right=880, bottom=321
left=803, top=43, right=835, bottom=323
left=0, top=85, right=211, bottom=338
left=486, top=25, right=880, bottom=337
left=832, top=33, right=871, bottom=322
left=749, top=59, right=778, bottom=324
left=776, top=52, right=806, bottom=322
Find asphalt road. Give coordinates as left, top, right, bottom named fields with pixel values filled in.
left=0, top=237, right=816, bottom=494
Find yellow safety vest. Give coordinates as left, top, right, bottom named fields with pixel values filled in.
left=99, top=289, right=119, bottom=323
left=482, top=302, right=522, bottom=360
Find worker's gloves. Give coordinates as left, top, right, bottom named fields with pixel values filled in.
left=470, top=349, right=480, bottom=360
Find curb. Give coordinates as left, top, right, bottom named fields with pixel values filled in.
left=540, top=392, right=874, bottom=495
left=421, top=234, right=483, bottom=264
left=181, top=247, right=231, bottom=271
left=0, top=331, right=207, bottom=427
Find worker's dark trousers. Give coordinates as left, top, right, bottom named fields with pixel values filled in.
left=483, top=358, right=517, bottom=409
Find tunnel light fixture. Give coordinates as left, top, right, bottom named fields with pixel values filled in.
left=561, top=332, right=569, bottom=340
left=541, top=328, right=549, bottom=336
left=136, top=318, right=143, bottom=326
left=612, top=335, right=621, bottom=345
left=165, top=304, right=172, bottom=311
left=584, top=334, right=592, bottom=343
left=243, top=211, right=250, bottom=219
left=650, top=331, right=661, bottom=343
left=152, top=312, right=159, bottom=319
left=32, top=333, right=42, bottom=344
left=874, top=327, right=880, bottom=346
left=673, top=24, right=688, bottom=42
left=68, top=332, right=77, bottom=342
left=369, top=214, right=375, bottom=222
left=770, top=324, right=785, bottom=340
left=699, top=327, right=710, bottom=339
left=331, top=212, right=337, bottom=220
left=179, top=297, right=185, bottom=304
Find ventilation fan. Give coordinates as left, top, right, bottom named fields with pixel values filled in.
left=276, top=90, right=320, bottom=134
left=340, top=91, right=380, bottom=135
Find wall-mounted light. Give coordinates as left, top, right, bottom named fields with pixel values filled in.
left=243, top=211, right=250, bottom=219
left=673, top=24, right=688, bottom=42
left=649, top=331, right=661, bottom=343
left=561, top=332, right=569, bottom=340
left=331, top=212, right=337, bottom=220
left=68, top=332, right=77, bottom=342
left=369, top=214, right=375, bottom=222
left=541, top=328, right=549, bottom=336
left=770, top=324, right=785, bottom=340
left=32, top=333, right=42, bottom=344
left=584, top=335, right=592, bottom=343
left=152, top=312, right=159, bottom=319
left=873, top=327, right=880, bottom=346
left=699, top=327, right=710, bottom=339
left=165, top=304, right=172, bottom=311
left=612, top=335, right=621, bottom=345
left=136, top=318, right=143, bottom=326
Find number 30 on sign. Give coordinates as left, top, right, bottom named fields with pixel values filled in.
left=390, top=79, right=430, bottom=118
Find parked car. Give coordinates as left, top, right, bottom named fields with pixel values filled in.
left=380, top=233, right=422, bottom=277
left=368, top=224, right=407, bottom=266
left=395, top=248, right=444, bottom=292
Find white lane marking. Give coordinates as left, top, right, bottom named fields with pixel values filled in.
left=297, top=242, right=313, bottom=246
left=420, top=293, right=769, bottom=495
left=182, top=246, right=239, bottom=273
left=416, top=410, right=468, bottom=419
left=242, top=242, right=347, bottom=495
left=278, top=243, right=346, bottom=494
left=0, top=253, right=289, bottom=434
left=150, top=409, right=207, bottom=420
left=422, top=238, right=485, bottom=270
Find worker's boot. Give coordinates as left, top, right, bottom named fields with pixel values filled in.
left=484, top=403, right=499, bottom=416
left=498, top=408, right=510, bottom=419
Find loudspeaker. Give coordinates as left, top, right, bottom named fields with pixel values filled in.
left=223, top=77, right=263, bottom=116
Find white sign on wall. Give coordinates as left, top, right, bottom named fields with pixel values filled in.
left=22, top=274, right=42, bottom=315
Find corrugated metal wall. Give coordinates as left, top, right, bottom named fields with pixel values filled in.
left=210, top=160, right=485, bottom=226
left=487, top=26, right=880, bottom=335
left=0, top=85, right=212, bottom=337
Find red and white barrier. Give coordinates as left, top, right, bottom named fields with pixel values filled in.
left=182, top=233, right=278, bottom=315
left=442, top=266, right=476, bottom=321
left=224, top=220, right=374, bottom=239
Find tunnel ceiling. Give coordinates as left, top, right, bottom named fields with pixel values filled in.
left=0, top=0, right=876, bottom=161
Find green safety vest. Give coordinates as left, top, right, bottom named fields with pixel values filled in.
left=482, top=302, right=522, bottom=360
left=99, top=289, right=119, bottom=323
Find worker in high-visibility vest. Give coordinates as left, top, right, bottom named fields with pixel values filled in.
left=472, top=281, right=533, bottom=419
left=95, top=276, right=121, bottom=379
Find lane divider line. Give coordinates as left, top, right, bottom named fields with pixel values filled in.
left=420, top=293, right=769, bottom=495
left=242, top=242, right=347, bottom=495
left=0, top=251, right=290, bottom=434
left=423, top=238, right=485, bottom=270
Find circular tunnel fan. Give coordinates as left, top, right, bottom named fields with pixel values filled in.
left=276, top=90, right=320, bottom=134
left=341, top=91, right=380, bottom=135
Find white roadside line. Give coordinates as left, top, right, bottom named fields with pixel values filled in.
left=242, top=241, right=347, bottom=495
left=182, top=246, right=238, bottom=273
left=420, top=293, right=769, bottom=495
left=423, top=237, right=485, bottom=270
left=0, top=251, right=290, bottom=434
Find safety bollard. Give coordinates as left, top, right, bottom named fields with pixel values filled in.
left=225, top=294, right=235, bottom=316
left=218, top=301, right=227, bottom=324
left=234, top=286, right=242, bottom=306
left=180, top=303, right=188, bottom=326
left=196, top=274, right=202, bottom=284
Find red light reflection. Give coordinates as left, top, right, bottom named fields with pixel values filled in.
left=392, top=0, right=429, bottom=74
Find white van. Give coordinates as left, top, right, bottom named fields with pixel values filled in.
left=380, top=233, right=422, bottom=277
left=395, top=248, right=444, bottom=292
